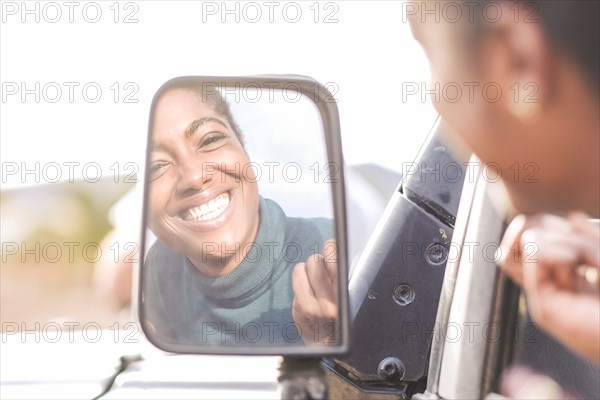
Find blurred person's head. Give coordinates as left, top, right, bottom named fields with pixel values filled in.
left=148, top=83, right=260, bottom=277
left=408, top=0, right=599, bottom=216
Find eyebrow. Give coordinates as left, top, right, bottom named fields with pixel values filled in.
left=152, top=117, right=228, bottom=152
left=184, top=117, right=228, bottom=140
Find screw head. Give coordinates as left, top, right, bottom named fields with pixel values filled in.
left=393, top=284, right=415, bottom=306
left=425, top=243, right=448, bottom=266
left=378, top=357, right=405, bottom=381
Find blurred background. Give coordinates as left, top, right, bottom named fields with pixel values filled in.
left=1, top=0, right=435, bottom=333
left=1, top=179, right=134, bottom=326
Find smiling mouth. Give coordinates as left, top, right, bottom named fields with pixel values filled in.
left=180, top=192, right=231, bottom=222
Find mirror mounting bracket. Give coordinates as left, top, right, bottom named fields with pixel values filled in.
left=278, top=356, right=328, bottom=400
left=325, top=120, right=467, bottom=396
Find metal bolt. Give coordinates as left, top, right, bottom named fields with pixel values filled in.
left=425, top=243, right=448, bottom=266
left=393, top=284, right=415, bottom=306
left=378, top=357, right=405, bottom=381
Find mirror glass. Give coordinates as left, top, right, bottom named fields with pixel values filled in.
left=139, top=77, right=344, bottom=354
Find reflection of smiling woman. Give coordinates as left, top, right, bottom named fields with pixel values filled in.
left=148, top=86, right=260, bottom=277
left=143, top=82, right=335, bottom=346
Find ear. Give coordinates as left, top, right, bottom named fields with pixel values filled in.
left=480, top=1, right=553, bottom=121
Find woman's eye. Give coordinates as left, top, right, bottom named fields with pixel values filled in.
left=198, top=133, right=225, bottom=150
left=150, top=162, right=169, bottom=176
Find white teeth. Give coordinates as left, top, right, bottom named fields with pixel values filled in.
left=182, top=193, right=230, bottom=222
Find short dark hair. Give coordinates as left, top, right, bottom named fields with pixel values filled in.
left=471, top=0, right=599, bottom=94
left=157, top=78, right=245, bottom=148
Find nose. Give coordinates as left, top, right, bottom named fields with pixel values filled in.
left=176, top=159, right=208, bottom=196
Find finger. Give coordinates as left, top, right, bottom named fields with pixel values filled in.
left=304, top=257, right=337, bottom=321
left=498, top=214, right=528, bottom=285
left=499, top=214, right=573, bottom=286
left=522, top=224, right=600, bottom=292
left=571, top=215, right=600, bottom=241
left=534, top=213, right=574, bottom=232
left=291, top=263, right=320, bottom=314
left=569, top=216, right=600, bottom=267
left=322, top=239, right=338, bottom=261
left=291, top=263, right=336, bottom=345
left=567, top=218, right=600, bottom=294
left=524, top=279, right=600, bottom=362
left=501, top=366, right=567, bottom=399
left=521, top=228, right=581, bottom=290
left=567, top=211, right=600, bottom=233
left=499, top=215, right=527, bottom=253
left=305, top=255, right=336, bottom=308
left=325, top=258, right=338, bottom=289
left=322, top=239, right=338, bottom=282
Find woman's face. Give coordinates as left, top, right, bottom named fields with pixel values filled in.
left=148, top=88, right=259, bottom=275
left=408, top=6, right=600, bottom=216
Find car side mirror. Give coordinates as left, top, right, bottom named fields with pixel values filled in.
left=137, top=75, right=349, bottom=357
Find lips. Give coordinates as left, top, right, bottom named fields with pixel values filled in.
left=164, top=181, right=241, bottom=235
left=181, top=192, right=231, bottom=222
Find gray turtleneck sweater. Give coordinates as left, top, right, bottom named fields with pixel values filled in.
left=142, top=197, right=332, bottom=347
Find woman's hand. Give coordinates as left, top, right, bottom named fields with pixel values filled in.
left=498, top=213, right=600, bottom=362
left=500, top=366, right=577, bottom=399
left=291, top=239, right=339, bottom=346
